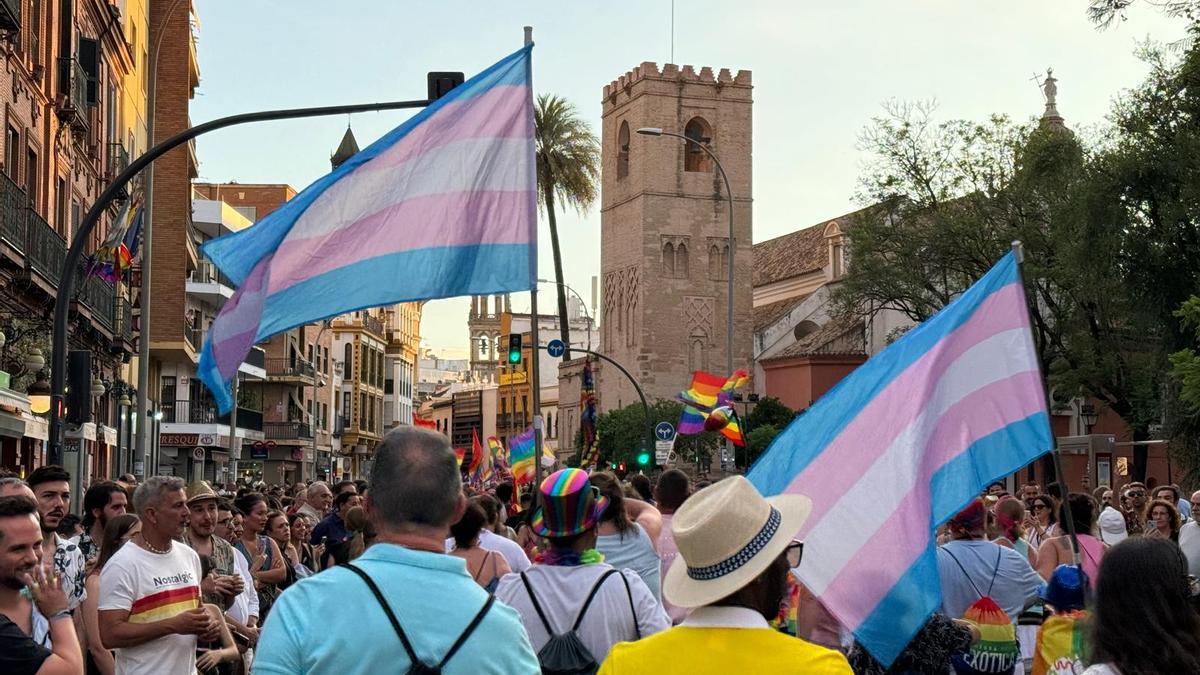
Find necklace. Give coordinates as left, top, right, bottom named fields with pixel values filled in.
left=140, top=535, right=172, bottom=554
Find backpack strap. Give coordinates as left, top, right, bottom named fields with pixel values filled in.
left=519, top=571, right=557, bottom=635
left=985, top=546, right=1002, bottom=597
left=437, top=594, right=494, bottom=669
left=941, top=547, right=985, bottom=600
left=618, top=571, right=641, bottom=639
left=572, top=570, right=620, bottom=632
left=344, top=563, right=422, bottom=666
left=472, top=551, right=491, bottom=582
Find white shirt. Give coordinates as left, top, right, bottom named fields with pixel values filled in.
left=226, top=546, right=259, bottom=625
left=494, top=563, right=670, bottom=662
left=479, top=529, right=531, bottom=573
left=1180, top=521, right=1200, bottom=577
left=1080, top=665, right=1120, bottom=675
left=680, top=604, right=770, bottom=629
left=99, top=541, right=203, bottom=675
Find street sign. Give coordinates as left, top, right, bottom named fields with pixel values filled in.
left=546, top=339, right=566, bottom=358
left=655, top=438, right=674, bottom=464
left=654, top=422, right=675, bottom=441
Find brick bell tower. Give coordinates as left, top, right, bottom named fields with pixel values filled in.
left=597, top=63, right=754, bottom=410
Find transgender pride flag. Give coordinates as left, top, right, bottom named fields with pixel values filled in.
left=747, top=251, right=1052, bottom=666
left=199, top=46, right=535, bottom=412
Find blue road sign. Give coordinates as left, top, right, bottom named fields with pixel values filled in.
left=546, top=339, right=566, bottom=357
left=655, top=421, right=676, bottom=441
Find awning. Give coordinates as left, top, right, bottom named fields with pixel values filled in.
left=21, top=414, right=48, bottom=441
left=0, top=410, right=26, bottom=439
left=100, top=425, right=118, bottom=446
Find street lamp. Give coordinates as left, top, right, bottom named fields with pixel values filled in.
left=27, top=376, right=51, bottom=415
left=636, top=127, right=736, bottom=377
left=536, top=279, right=593, bottom=350
left=1080, top=402, right=1099, bottom=434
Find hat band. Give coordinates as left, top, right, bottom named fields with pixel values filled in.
left=686, top=507, right=781, bottom=581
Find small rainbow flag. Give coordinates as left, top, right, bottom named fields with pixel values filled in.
left=509, top=427, right=536, bottom=485
left=469, top=429, right=492, bottom=484
left=454, top=446, right=466, bottom=467
left=676, top=369, right=749, bottom=446
left=488, top=436, right=507, bottom=472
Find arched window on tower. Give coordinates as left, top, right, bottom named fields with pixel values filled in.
left=676, top=243, right=689, bottom=278
left=708, top=244, right=721, bottom=279
left=688, top=328, right=708, bottom=372
left=617, top=121, right=630, bottom=180
left=662, top=241, right=675, bottom=277
left=344, top=343, right=354, bottom=375
left=684, top=117, right=713, bottom=173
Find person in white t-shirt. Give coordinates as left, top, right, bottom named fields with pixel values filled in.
left=474, top=494, right=531, bottom=572
left=496, top=468, right=669, bottom=663
left=98, top=476, right=220, bottom=675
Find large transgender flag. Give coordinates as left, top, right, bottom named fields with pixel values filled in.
left=199, top=46, right=535, bottom=412
left=747, top=251, right=1052, bottom=666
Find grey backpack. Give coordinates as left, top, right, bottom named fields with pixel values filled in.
left=519, top=569, right=640, bottom=675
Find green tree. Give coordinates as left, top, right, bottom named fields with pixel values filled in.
left=535, top=95, right=600, bottom=361
left=744, top=396, right=797, bottom=430
left=835, top=98, right=1167, bottom=480
left=744, top=425, right=780, bottom=469
left=595, top=399, right=718, bottom=468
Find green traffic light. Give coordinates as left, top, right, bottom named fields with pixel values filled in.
left=508, top=350, right=521, bottom=364
left=637, top=452, right=650, bottom=466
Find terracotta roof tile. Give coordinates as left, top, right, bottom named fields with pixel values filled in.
left=753, top=295, right=811, bottom=333
left=752, top=205, right=881, bottom=287
left=762, top=314, right=866, bottom=361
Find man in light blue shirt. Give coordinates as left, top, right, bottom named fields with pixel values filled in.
left=936, top=498, right=1041, bottom=622
left=254, top=428, right=538, bottom=674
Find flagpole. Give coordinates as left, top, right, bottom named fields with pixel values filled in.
left=525, top=25, right=545, bottom=495
left=1010, top=241, right=1081, bottom=571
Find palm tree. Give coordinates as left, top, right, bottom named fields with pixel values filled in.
left=535, top=94, right=600, bottom=362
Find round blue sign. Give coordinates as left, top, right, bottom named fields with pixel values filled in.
left=546, top=339, right=566, bottom=357
left=655, top=421, right=676, bottom=441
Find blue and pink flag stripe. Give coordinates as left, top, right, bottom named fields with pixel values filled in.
left=747, top=251, right=1052, bottom=666
left=198, top=46, right=535, bottom=412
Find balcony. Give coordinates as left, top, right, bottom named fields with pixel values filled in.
left=0, top=171, right=26, bottom=257
left=25, top=209, right=65, bottom=286
left=265, top=358, right=316, bottom=384
left=0, top=0, right=19, bottom=32
left=55, top=57, right=89, bottom=131
left=334, top=313, right=385, bottom=337
left=186, top=261, right=235, bottom=306
left=80, top=276, right=116, bottom=333
left=161, top=400, right=264, bottom=432
left=265, top=421, right=312, bottom=440
left=115, top=296, right=134, bottom=345
left=107, top=142, right=129, bottom=182
left=334, top=415, right=350, bottom=436
left=183, top=321, right=201, bottom=352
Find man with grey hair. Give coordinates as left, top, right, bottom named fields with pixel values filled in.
left=297, top=480, right=332, bottom=526
left=256, top=427, right=538, bottom=674
left=99, top=476, right=218, bottom=675
left=0, top=475, right=35, bottom=500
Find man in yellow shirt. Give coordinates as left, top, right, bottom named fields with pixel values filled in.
left=599, top=476, right=851, bottom=674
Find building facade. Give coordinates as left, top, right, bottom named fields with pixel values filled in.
left=597, top=62, right=754, bottom=407
left=1, top=0, right=161, bottom=478
left=332, top=309, right=387, bottom=478
left=382, top=301, right=420, bottom=431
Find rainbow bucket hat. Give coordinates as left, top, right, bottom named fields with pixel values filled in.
left=530, top=468, right=610, bottom=538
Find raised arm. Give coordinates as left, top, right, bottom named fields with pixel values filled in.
left=625, top=498, right=663, bottom=547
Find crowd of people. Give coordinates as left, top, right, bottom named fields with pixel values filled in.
left=2, top=434, right=1200, bottom=674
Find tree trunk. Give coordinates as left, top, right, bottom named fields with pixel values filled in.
left=1132, top=425, right=1149, bottom=483
left=544, top=186, right=572, bottom=361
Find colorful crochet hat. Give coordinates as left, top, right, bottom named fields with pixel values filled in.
left=530, top=468, right=609, bottom=538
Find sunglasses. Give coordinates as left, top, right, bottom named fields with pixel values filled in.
left=785, top=541, right=803, bottom=568
left=1127, top=491, right=1146, bottom=497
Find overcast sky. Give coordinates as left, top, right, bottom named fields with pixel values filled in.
left=190, top=1, right=1182, bottom=358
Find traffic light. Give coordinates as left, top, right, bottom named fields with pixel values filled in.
left=618, top=462, right=626, bottom=473
left=637, top=451, right=651, bottom=467
left=507, top=334, right=522, bottom=365
left=66, top=350, right=92, bottom=425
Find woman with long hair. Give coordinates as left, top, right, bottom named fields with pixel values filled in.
left=287, top=513, right=322, bottom=573
left=591, top=471, right=663, bottom=600
left=1026, top=493, right=1059, bottom=550
left=1145, top=499, right=1182, bottom=542
left=1037, top=493, right=1106, bottom=587
left=232, top=493, right=286, bottom=621
left=448, top=501, right=511, bottom=592
left=264, top=510, right=299, bottom=590
left=1083, top=538, right=1200, bottom=674
left=81, top=514, right=139, bottom=675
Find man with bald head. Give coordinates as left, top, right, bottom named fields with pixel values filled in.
left=0, top=476, right=35, bottom=501
left=297, top=481, right=333, bottom=526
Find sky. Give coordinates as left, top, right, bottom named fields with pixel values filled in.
left=190, top=1, right=1184, bottom=359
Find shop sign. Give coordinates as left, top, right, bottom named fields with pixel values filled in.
left=160, top=433, right=199, bottom=447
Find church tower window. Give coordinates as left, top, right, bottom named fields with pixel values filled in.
left=617, top=121, right=630, bottom=180
left=684, top=117, right=713, bottom=173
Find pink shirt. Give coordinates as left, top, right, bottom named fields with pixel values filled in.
left=657, top=513, right=686, bottom=624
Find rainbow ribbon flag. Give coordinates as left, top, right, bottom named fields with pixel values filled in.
left=469, top=429, right=492, bottom=484
left=747, top=252, right=1052, bottom=666
left=676, top=369, right=749, bottom=446
left=198, top=45, right=536, bottom=413
left=509, top=427, right=536, bottom=485
left=488, top=436, right=507, bottom=473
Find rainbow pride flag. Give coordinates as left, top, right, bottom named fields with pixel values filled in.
left=676, top=369, right=749, bottom=445
left=488, top=436, right=507, bottom=472
left=198, top=46, right=536, bottom=413
left=748, top=252, right=1052, bottom=666
left=509, top=427, right=536, bottom=485
left=469, top=429, right=492, bottom=484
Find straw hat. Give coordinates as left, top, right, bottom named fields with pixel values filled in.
left=663, top=476, right=811, bottom=609
left=185, top=480, right=218, bottom=504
